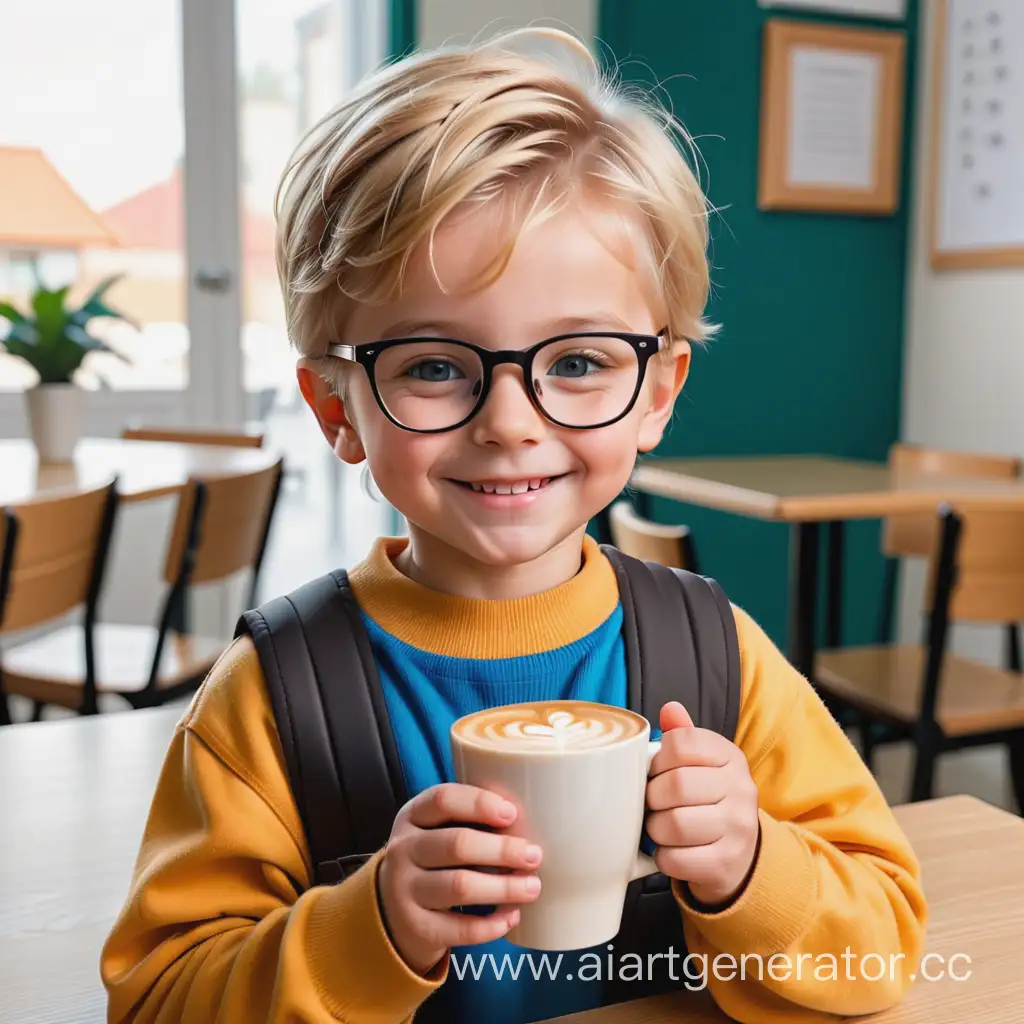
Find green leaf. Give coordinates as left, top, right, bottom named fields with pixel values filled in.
left=2, top=320, right=38, bottom=345
left=69, top=274, right=137, bottom=329
left=0, top=301, right=26, bottom=324
left=79, top=273, right=121, bottom=308
left=1, top=337, right=43, bottom=370
left=31, top=286, right=71, bottom=346
left=2, top=336, right=62, bottom=381
left=64, top=324, right=130, bottom=364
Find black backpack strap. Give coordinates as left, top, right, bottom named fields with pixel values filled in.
left=601, top=545, right=740, bottom=740
left=599, top=545, right=742, bottom=1006
left=236, top=570, right=406, bottom=886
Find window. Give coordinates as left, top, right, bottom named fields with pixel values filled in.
left=0, top=0, right=187, bottom=392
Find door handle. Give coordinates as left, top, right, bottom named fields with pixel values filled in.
left=194, top=265, right=232, bottom=293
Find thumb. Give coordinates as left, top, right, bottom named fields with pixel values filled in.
left=660, top=700, right=694, bottom=732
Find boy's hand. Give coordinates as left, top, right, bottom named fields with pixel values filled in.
left=646, top=701, right=760, bottom=908
left=377, top=783, right=543, bottom=976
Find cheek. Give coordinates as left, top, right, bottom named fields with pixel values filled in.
left=363, top=426, right=448, bottom=489
left=567, top=422, right=644, bottom=477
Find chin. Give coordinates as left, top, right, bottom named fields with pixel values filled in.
left=456, top=526, right=573, bottom=568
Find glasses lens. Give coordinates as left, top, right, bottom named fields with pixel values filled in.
left=373, top=341, right=485, bottom=430
left=531, top=335, right=641, bottom=427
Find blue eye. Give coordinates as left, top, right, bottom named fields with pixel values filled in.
left=408, top=360, right=465, bottom=382
left=548, top=354, right=601, bottom=378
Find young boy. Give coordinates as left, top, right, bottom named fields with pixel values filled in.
left=101, top=27, right=927, bottom=1024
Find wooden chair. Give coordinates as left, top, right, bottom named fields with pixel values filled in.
left=816, top=501, right=1024, bottom=809
left=608, top=500, right=699, bottom=572
left=0, top=482, right=121, bottom=724
left=877, top=443, right=1021, bottom=643
left=1, top=458, right=284, bottom=717
left=835, top=445, right=1022, bottom=767
left=0, top=511, right=13, bottom=624
left=121, top=425, right=265, bottom=448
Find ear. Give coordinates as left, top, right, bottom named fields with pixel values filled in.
left=636, top=340, right=690, bottom=453
left=296, top=360, right=366, bottom=464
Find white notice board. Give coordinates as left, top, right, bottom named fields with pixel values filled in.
left=758, top=0, right=907, bottom=18
left=931, top=0, right=1024, bottom=267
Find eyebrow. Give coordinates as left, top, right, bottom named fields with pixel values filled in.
left=376, top=312, right=639, bottom=341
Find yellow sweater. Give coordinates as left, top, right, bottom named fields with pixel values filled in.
left=101, top=536, right=927, bottom=1022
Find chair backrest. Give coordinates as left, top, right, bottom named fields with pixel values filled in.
left=121, top=425, right=265, bottom=449
left=884, top=443, right=1021, bottom=558
left=930, top=503, right=1024, bottom=624
left=162, top=458, right=284, bottom=589
left=0, top=482, right=118, bottom=634
left=608, top=500, right=692, bottom=570
left=0, top=511, right=15, bottom=627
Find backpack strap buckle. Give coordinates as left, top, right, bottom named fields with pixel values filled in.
left=318, top=853, right=371, bottom=884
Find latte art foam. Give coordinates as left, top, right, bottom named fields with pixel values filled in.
left=453, top=701, right=643, bottom=752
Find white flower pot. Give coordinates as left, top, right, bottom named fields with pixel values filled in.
left=25, top=383, right=86, bottom=463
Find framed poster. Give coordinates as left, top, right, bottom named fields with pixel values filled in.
left=757, top=0, right=907, bottom=19
left=929, top=0, right=1024, bottom=268
left=758, top=19, right=907, bottom=214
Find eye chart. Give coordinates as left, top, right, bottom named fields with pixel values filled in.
left=932, top=0, right=1024, bottom=267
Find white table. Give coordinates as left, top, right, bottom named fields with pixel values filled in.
left=4, top=707, right=1024, bottom=1023
left=0, top=707, right=181, bottom=1023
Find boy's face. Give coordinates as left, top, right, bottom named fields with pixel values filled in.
left=299, top=201, right=689, bottom=572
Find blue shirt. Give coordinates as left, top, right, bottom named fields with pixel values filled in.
left=364, top=604, right=628, bottom=1023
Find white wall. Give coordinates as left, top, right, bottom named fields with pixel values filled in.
left=898, top=0, right=1024, bottom=656
left=417, top=0, right=595, bottom=49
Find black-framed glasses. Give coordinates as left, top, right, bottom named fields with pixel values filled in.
left=325, top=330, right=668, bottom=434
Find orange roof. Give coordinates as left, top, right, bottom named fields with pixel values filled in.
left=0, top=146, right=117, bottom=248
left=103, top=165, right=277, bottom=268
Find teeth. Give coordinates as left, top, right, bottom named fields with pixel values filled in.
left=466, top=478, right=554, bottom=494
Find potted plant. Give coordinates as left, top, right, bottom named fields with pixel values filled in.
left=0, top=275, right=134, bottom=462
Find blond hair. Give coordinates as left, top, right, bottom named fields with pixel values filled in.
left=276, top=27, right=713, bottom=386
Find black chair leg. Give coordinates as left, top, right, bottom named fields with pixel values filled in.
left=909, top=733, right=939, bottom=802
left=1008, top=735, right=1024, bottom=816
left=860, top=721, right=877, bottom=774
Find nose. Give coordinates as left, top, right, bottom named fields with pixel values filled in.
left=469, top=365, right=546, bottom=448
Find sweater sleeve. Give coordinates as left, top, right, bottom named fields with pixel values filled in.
left=673, top=606, right=928, bottom=1022
left=100, top=637, right=446, bottom=1024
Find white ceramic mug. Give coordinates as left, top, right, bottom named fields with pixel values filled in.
left=450, top=699, right=661, bottom=951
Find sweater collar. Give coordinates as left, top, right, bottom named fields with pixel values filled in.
left=347, top=534, right=619, bottom=658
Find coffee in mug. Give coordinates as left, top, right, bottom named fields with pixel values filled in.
left=451, top=699, right=661, bottom=951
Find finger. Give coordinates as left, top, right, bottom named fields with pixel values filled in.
left=413, top=827, right=543, bottom=872
left=410, top=784, right=517, bottom=830
left=427, top=905, right=522, bottom=948
left=413, top=868, right=542, bottom=910
left=651, top=726, right=731, bottom=774
left=654, top=840, right=731, bottom=888
left=646, top=766, right=727, bottom=811
left=646, top=804, right=726, bottom=848
left=659, top=701, right=694, bottom=732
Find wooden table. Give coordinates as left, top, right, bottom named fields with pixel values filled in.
left=0, top=707, right=182, bottom=1024
left=627, top=455, right=1024, bottom=677
left=2, top=707, right=1022, bottom=1022
left=558, top=793, right=1023, bottom=1023
left=0, top=437, right=280, bottom=506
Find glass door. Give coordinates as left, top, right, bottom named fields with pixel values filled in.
left=0, top=0, right=243, bottom=436
left=234, top=0, right=398, bottom=593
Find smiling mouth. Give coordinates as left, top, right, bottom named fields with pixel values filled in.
left=451, top=475, right=566, bottom=495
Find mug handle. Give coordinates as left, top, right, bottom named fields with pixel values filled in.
left=630, top=739, right=662, bottom=881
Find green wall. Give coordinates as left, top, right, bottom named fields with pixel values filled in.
left=599, top=0, right=919, bottom=650
left=388, top=0, right=416, bottom=59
